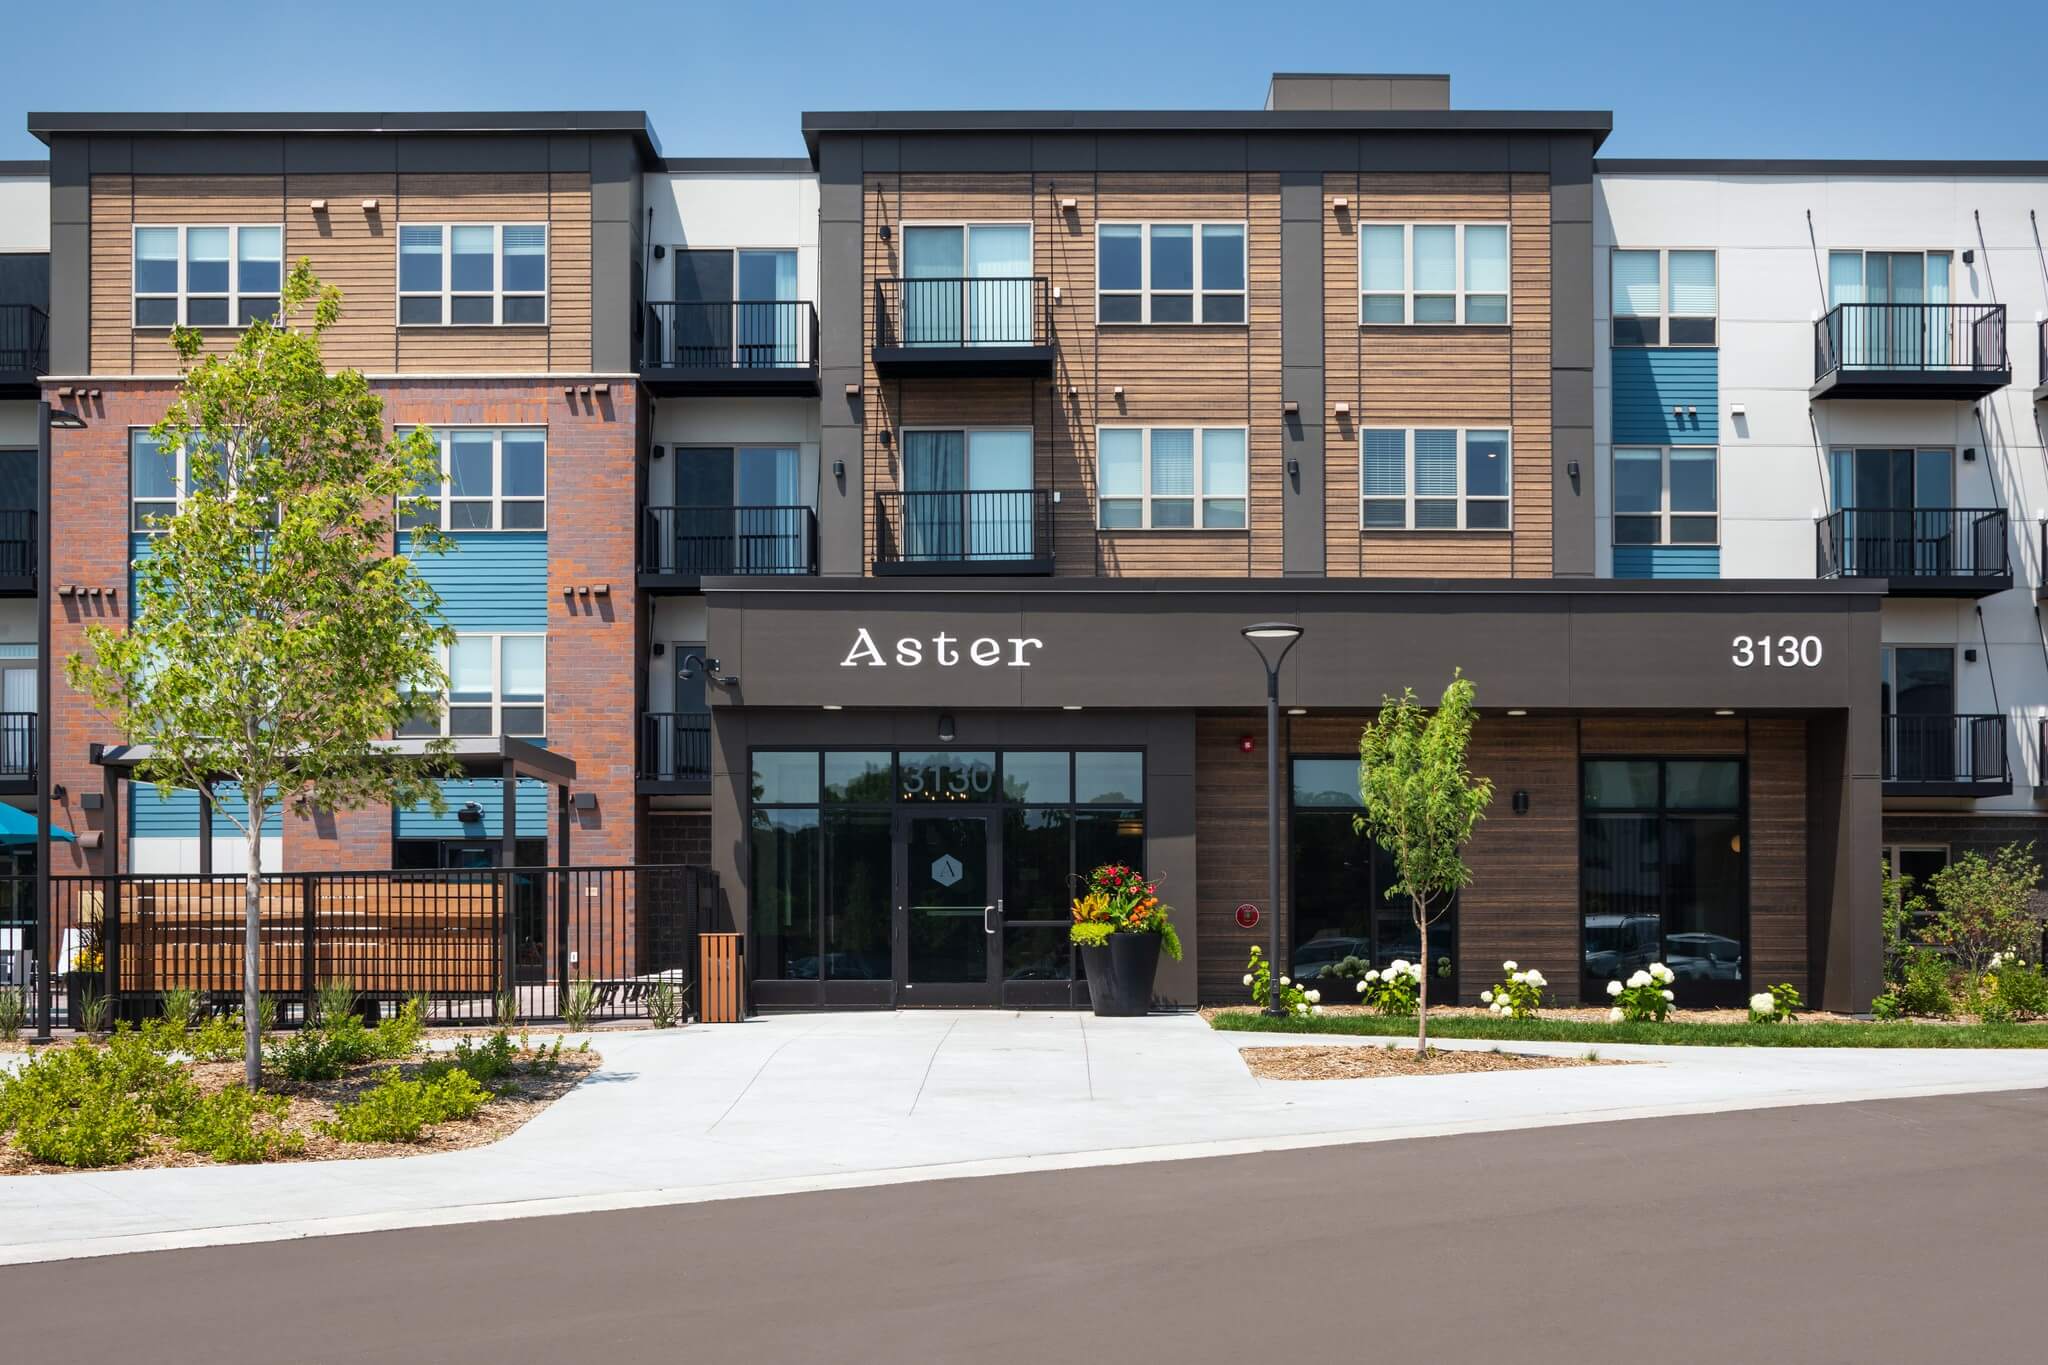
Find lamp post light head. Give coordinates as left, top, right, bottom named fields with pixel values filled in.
left=1240, top=621, right=1304, bottom=676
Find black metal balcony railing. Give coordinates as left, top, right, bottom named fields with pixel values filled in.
left=1883, top=713, right=2009, bottom=788
left=874, top=277, right=1051, bottom=350
left=0, top=305, right=48, bottom=375
left=0, top=713, right=32, bottom=778
left=641, top=505, right=817, bottom=578
left=873, top=489, right=1055, bottom=572
left=642, top=300, right=817, bottom=371
left=0, top=510, right=34, bottom=580
left=1814, top=303, right=2007, bottom=379
left=1816, top=507, right=2008, bottom=583
left=641, top=712, right=710, bottom=783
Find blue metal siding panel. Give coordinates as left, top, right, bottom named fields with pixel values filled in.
left=394, top=778, right=552, bottom=840
left=131, top=784, right=284, bottom=837
left=417, top=532, right=548, bottom=630
left=1611, top=349, right=1718, bottom=445
left=1613, top=546, right=1721, bottom=580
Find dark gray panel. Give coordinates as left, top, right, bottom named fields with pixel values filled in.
left=588, top=136, right=640, bottom=223
left=394, top=136, right=550, bottom=174
left=664, top=157, right=815, bottom=174
left=88, top=138, right=132, bottom=175
left=1029, top=135, right=1096, bottom=172
left=1281, top=165, right=1327, bottom=576
left=860, top=136, right=900, bottom=175
left=47, top=139, right=87, bottom=223
left=1248, top=134, right=1360, bottom=174
left=1358, top=133, right=1511, bottom=173
left=0, top=160, right=48, bottom=175
left=1549, top=219, right=1594, bottom=371
left=1508, top=134, right=1549, bottom=174
left=817, top=177, right=865, bottom=576
left=1387, top=78, right=1452, bottom=111
left=1097, top=135, right=1248, bottom=173
left=1551, top=367, right=1594, bottom=430
left=1598, top=157, right=2048, bottom=175
left=1551, top=423, right=1594, bottom=578
left=899, top=134, right=1032, bottom=173
left=47, top=223, right=88, bottom=374
left=281, top=135, right=399, bottom=174
left=589, top=219, right=636, bottom=373
left=546, top=135, right=593, bottom=174
left=132, top=136, right=285, bottom=176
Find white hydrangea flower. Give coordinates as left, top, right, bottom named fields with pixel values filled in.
left=1389, top=960, right=1410, bottom=974
left=1660, top=989, right=1675, bottom=1002
left=1365, top=969, right=1381, bottom=982
left=1305, top=989, right=1321, bottom=1004
left=1356, top=980, right=1369, bottom=994
left=1480, top=989, right=1494, bottom=1004
left=1510, top=972, right=1525, bottom=984
left=1312, top=1004, right=1325, bottom=1016
left=1749, top=992, right=1776, bottom=1015
left=1527, top=971, right=1547, bottom=988
left=1606, top=980, right=1624, bottom=998
left=1627, top=970, right=1651, bottom=990
left=1243, top=973, right=1254, bottom=986
left=1278, top=975, right=1290, bottom=986
left=1607, top=1006, right=1624, bottom=1022
left=1650, top=963, right=1673, bottom=984
left=1503, top=960, right=1518, bottom=972
left=1409, top=964, right=1425, bottom=982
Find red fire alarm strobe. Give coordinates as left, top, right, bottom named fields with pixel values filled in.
left=1235, top=903, right=1260, bottom=929
left=1238, top=734, right=1256, bottom=753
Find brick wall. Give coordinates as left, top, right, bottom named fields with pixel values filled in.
left=1883, top=812, right=2048, bottom=918
left=644, top=811, right=710, bottom=865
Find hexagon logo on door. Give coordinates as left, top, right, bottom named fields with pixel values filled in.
left=930, top=854, right=963, bottom=887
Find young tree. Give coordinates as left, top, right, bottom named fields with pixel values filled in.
left=67, top=264, right=458, bottom=1085
left=1925, top=843, right=2044, bottom=999
left=1355, top=670, right=1494, bottom=1051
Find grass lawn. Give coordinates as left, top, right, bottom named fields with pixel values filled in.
left=1208, top=1010, right=2048, bottom=1049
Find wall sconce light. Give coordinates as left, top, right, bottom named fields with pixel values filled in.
left=652, top=244, right=666, bottom=260
left=1332, top=196, right=1349, bottom=210
left=1333, top=402, right=1351, bottom=415
left=1283, top=400, right=1299, bottom=415
left=1238, top=734, right=1256, bottom=754
left=1963, top=448, right=1976, bottom=462
left=1964, top=648, right=1979, bottom=662
left=1505, top=709, right=1528, bottom=717
left=1059, top=197, right=1078, bottom=211
left=832, top=459, right=846, bottom=479
left=1672, top=405, right=1684, bottom=418
left=878, top=223, right=892, bottom=241
left=844, top=383, right=861, bottom=398
left=1568, top=461, right=1581, bottom=480
left=1052, top=286, right=1063, bottom=302
left=573, top=792, right=598, bottom=812
left=1287, top=458, right=1300, bottom=477
left=308, top=199, right=328, bottom=212
left=1714, top=709, right=1736, bottom=717
left=458, top=802, right=484, bottom=823
left=361, top=198, right=379, bottom=212
left=937, top=712, right=957, bottom=743
left=1512, top=790, right=1530, bottom=816
left=1730, top=404, right=1747, bottom=419
left=594, top=383, right=610, bottom=396
left=651, top=445, right=666, bottom=460
left=593, top=583, right=611, bottom=596
left=1962, top=248, right=1976, bottom=265
left=79, top=832, right=103, bottom=850
left=879, top=429, right=893, bottom=447
left=651, top=642, right=666, bottom=657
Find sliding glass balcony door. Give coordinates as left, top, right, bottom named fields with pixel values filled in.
left=671, top=248, right=799, bottom=368
left=1828, top=251, right=1952, bottom=369
left=902, top=225, right=1032, bottom=346
left=672, top=446, right=806, bottom=574
left=902, top=430, right=1034, bottom=562
left=1830, top=448, right=1954, bottom=577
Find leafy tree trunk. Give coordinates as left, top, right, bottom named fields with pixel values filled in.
left=244, top=801, right=264, bottom=1087
left=1415, top=896, right=1430, bottom=1053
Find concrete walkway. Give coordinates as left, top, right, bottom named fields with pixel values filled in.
left=6, top=1010, right=2048, bottom=1264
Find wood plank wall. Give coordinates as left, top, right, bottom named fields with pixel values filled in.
left=1323, top=173, right=1553, bottom=577
left=89, top=172, right=592, bottom=375
left=861, top=172, right=1283, bottom=577
left=1193, top=713, right=1807, bottom=1007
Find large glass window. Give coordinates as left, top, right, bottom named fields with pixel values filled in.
left=132, top=224, right=282, bottom=328
left=397, top=633, right=546, bottom=739
left=1360, top=223, right=1509, bottom=325
left=1288, top=758, right=1456, bottom=993
left=1097, top=222, right=1245, bottom=324
left=1613, top=447, right=1718, bottom=546
left=398, top=223, right=548, bottom=326
left=1097, top=426, right=1248, bottom=529
left=1360, top=428, right=1511, bottom=530
left=1581, top=758, right=1745, bottom=1006
left=399, top=428, right=546, bottom=531
left=1611, top=248, right=1716, bottom=346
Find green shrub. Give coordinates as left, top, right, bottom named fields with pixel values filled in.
left=450, top=1029, right=517, bottom=1086
left=1895, top=947, right=1956, bottom=1018
left=71, top=983, right=109, bottom=1035
left=322, top=1067, right=489, bottom=1143
left=527, top=1036, right=565, bottom=1075
left=159, top=987, right=199, bottom=1032
left=313, top=977, right=359, bottom=1028
left=560, top=979, right=598, bottom=1031
left=647, top=980, right=681, bottom=1029
left=0, top=1040, right=154, bottom=1167
left=174, top=1085, right=304, bottom=1163
left=189, top=1011, right=246, bottom=1062
left=266, top=1016, right=378, bottom=1083
left=0, top=985, right=24, bottom=1041
left=372, top=996, right=425, bottom=1059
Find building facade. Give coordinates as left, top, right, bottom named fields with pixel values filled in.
left=8, top=76, right=2045, bottom=1014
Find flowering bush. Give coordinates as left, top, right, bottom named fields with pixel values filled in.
left=1355, top=959, right=1423, bottom=1017
left=1749, top=983, right=1801, bottom=1023
left=1070, top=864, right=1183, bottom=960
left=1243, top=946, right=1320, bottom=1020
left=1981, top=952, right=2048, bottom=1023
left=1605, top=962, right=1676, bottom=1022
left=1481, top=960, right=1546, bottom=1019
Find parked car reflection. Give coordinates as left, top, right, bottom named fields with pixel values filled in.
left=1584, top=913, right=1661, bottom=981
left=1666, top=933, right=1744, bottom=983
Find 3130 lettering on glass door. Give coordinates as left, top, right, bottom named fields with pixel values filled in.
left=1731, top=634, right=1823, bottom=668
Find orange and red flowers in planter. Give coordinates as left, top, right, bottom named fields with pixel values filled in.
left=1069, top=864, right=1183, bottom=961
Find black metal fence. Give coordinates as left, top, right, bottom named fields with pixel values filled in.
left=0, top=712, right=31, bottom=778
left=1815, top=507, right=2008, bottom=581
left=641, top=712, right=711, bottom=782
left=874, top=277, right=1050, bottom=349
left=4, top=865, right=723, bottom=1033
left=1882, top=714, right=2009, bottom=787
left=874, top=489, right=1055, bottom=569
left=642, top=504, right=817, bottom=576
left=643, top=300, right=817, bottom=371
left=1814, top=303, right=2006, bottom=377
left=0, top=509, right=33, bottom=579
left=0, top=304, right=47, bottom=374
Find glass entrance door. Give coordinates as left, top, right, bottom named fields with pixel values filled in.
left=896, top=810, right=997, bottom=1005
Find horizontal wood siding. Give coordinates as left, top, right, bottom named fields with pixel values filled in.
left=1747, top=718, right=1809, bottom=999
left=1324, top=173, right=1551, bottom=578
left=88, top=171, right=591, bottom=375
left=862, top=172, right=1281, bottom=577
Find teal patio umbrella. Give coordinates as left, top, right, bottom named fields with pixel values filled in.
left=0, top=803, right=76, bottom=846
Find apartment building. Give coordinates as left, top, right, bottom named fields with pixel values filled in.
left=14, top=76, right=2045, bottom=1016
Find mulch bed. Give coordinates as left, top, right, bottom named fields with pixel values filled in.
left=0, top=1043, right=600, bottom=1176
left=1242, top=1043, right=1620, bottom=1081
left=1204, top=1004, right=1862, bottom=1026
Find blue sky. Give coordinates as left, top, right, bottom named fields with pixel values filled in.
left=4, top=0, right=2044, bottom=163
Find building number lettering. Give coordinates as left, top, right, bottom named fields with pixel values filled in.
left=1731, top=634, right=1822, bottom=668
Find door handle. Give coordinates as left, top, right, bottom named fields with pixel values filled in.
left=984, top=904, right=996, bottom=935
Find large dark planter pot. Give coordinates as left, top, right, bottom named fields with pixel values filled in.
left=1079, top=932, right=1162, bottom=1017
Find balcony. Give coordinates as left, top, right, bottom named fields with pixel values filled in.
left=639, top=712, right=709, bottom=795
left=871, top=277, right=1053, bottom=377
left=0, top=305, right=47, bottom=396
left=1811, top=303, right=2008, bottom=400
left=2036, top=321, right=2047, bottom=404
left=1884, top=714, right=2010, bottom=797
left=0, top=712, right=32, bottom=791
left=640, top=301, right=819, bottom=396
left=0, top=510, right=33, bottom=592
left=640, top=505, right=817, bottom=589
left=873, top=489, right=1055, bottom=576
left=1815, top=508, right=2009, bottom=597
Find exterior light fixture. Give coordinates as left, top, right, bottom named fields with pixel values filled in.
left=1061, top=705, right=1084, bottom=711
left=1286, top=707, right=1307, bottom=716
left=458, top=802, right=484, bottom=823
left=573, top=792, right=598, bottom=812
left=1241, top=622, right=1304, bottom=1019
left=1333, top=402, right=1350, bottom=415
left=938, top=712, right=956, bottom=743
left=1506, top=708, right=1528, bottom=716
left=1512, top=790, right=1530, bottom=815
left=823, top=704, right=843, bottom=711
left=1714, top=709, right=1735, bottom=717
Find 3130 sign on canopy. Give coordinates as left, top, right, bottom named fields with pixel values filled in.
left=1731, top=633, right=1823, bottom=668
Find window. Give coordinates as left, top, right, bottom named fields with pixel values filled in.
left=130, top=429, right=184, bottom=530
left=1359, top=223, right=1508, bottom=325
left=666, top=247, right=802, bottom=366
left=901, top=224, right=1034, bottom=345
left=1884, top=845, right=1948, bottom=943
left=1289, top=757, right=1454, bottom=990
left=399, top=633, right=545, bottom=738
left=1097, top=426, right=1247, bottom=529
left=399, top=429, right=546, bottom=531
left=1613, top=447, right=1717, bottom=545
left=1610, top=249, right=1716, bottom=346
left=1360, top=428, right=1510, bottom=530
left=1097, top=222, right=1246, bottom=324
left=398, top=224, right=547, bottom=326
left=133, top=225, right=282, bottom=328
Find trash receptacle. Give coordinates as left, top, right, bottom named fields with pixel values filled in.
left=699, top=932, right=745, bottom=1023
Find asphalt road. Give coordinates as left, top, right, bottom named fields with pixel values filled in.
left=6, top=1088, right=2046, bottom=1362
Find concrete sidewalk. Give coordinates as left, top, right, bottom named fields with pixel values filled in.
left=5, top=1010, right=2048, bottom=1265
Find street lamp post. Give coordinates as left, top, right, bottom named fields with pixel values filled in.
left=1241, top=622, right=1303, bottom=1019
